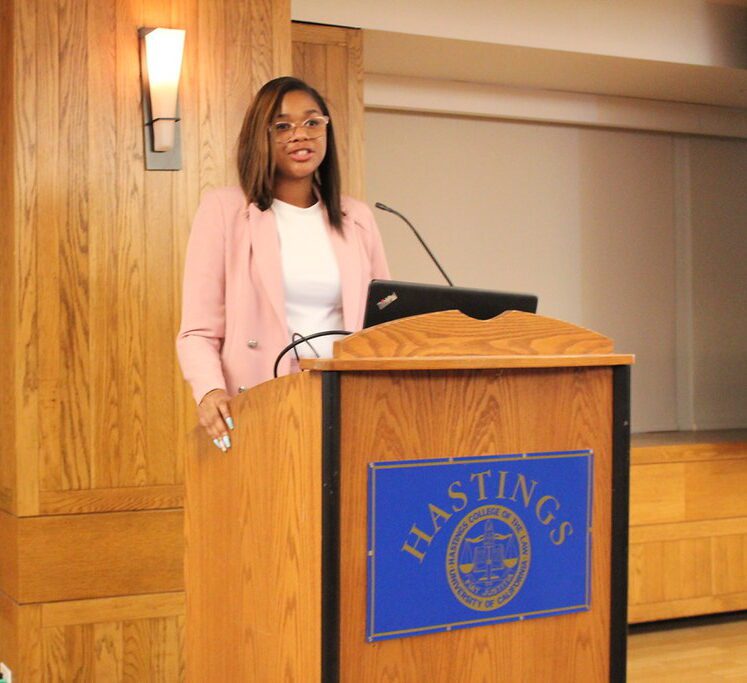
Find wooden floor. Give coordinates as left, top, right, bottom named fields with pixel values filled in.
left=628, top=615, right=747, bottom=682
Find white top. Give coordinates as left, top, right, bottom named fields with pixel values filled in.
left=273, top=199, right=345, bottom=359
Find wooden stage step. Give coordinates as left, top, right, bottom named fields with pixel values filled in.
left=629, top=430, right=747, bottom=623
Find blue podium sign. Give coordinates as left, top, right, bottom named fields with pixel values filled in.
left=366, top=450, right=593, bottom=642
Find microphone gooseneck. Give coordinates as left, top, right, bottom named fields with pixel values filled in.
left=375, top=202, right=454, bottom=286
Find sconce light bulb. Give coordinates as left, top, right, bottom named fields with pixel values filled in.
left=144, top=28, right=186, bottom=152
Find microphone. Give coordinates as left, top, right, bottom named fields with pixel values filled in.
left=375, top=202, right=454, bottom=286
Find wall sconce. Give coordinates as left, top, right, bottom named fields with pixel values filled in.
left=138, top=27, right=186, bottom=170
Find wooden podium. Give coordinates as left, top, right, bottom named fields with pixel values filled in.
left=185, top=311, right=633, bottom=682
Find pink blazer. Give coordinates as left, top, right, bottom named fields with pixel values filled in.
left=177, top=187, right=390, bottom=404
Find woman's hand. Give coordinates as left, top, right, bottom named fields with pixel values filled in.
left=198, top=389, right=235, bottom=452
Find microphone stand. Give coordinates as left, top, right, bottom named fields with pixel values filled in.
left=375, top=202, right=454, bottom=287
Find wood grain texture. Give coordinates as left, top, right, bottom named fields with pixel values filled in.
left=171, top=0, right=200, bottom=493
left=197, top=0, right=227, bottom=190
left=345, top=28, right=365, bottom=200
left=629, top=592, right=747, bottom=624
left=88, top=0, right=119, bottom=497
left=293, top=22, right=350, bottom=45
left=629, top=537, right=713, bottom=605
left=2, top=587, right=179, bottom=682
left=143, top=0, right=177, bottom=488
left=0, top=590, right=18, bottom=672
left=629, top=463, right=686, bottom=525
left=628, top=527, right=747, bottom=622
left=3, top=0, right=291, bottom=678
left=711, top=533, right=747, bottom=595
left=334, top=310, right=616, bottom=359
left=59, top=0, right=92, bottom=493
left=6, top=0, right=291, bottom=517
left=0, top=597, right=48, bottom=682
left=0, top=0, right=16, bottom=515
left=185, top=372, right=322, bottom=682
left=38, top=484, right=184, bottom=514
left=685, top=459, right=747, bottom=519
left=0, top=511, right=19, bottom=599
left=292, top=21, right=365, bottom=199
left=39, top=608, right=184, bottom=683
left=115, top=0, right=148, bottom=491
left=629, top=431, right=747, bottom=622
left=14, top=0, right=41, bottom=517
left=0, top=594, right=42, bottom=681
left=19, top=603, right=44, bottom=682
left=339, top=367, right=614, bottom=682
left=630, top=516, right=747, bottom=544
left=628, top=619, right=747, bottom=682
left=300, top=353, right=634, bottom=371
left=631, top=431, right=747, bottom=464
left=631, top=458, right=747, bottom=526
left=36, top=0, right=64, bottom=496
left=272, top=0, right=293, bottom=77
left=225, top=0, right=256, bottom=178
left=247, top=0, right=280, bottom=104
left=42, top=591, right=185, bottom=628
left=14, top=509, right=183, bottom=603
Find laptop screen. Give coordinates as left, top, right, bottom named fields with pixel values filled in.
left=363, top=280, right=538, bottom=328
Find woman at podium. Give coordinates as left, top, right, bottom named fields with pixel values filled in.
left=177, top=77, right=390, bottom=452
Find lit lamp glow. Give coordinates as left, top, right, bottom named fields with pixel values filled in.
left=139, top=27, right=185, bottom=169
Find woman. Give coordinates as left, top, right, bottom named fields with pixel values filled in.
left=177, top=77, right=390, bottom=451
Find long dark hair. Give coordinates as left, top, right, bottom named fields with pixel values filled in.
left=236, top=76, right=343, bottom=231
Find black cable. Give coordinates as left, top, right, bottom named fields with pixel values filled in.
left=291, top=332, right=303, bottom=361
left=273, top=329, right=352, bottom=378
left=292, top=331, right=320, bottom=360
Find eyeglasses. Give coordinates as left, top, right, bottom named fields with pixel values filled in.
left=269, top=115, right=330, bottom=142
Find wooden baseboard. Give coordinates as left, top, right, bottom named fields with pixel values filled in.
left=629, top=591, right=747, bottom=624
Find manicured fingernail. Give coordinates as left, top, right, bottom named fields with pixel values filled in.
left=222, top=434, right=232, bottom=450
left=226, top=416, right=235, bottom=430
left=213, top=438, right=223, bottom=451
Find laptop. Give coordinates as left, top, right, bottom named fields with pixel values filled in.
left=363, top=280, right=538, bottom=328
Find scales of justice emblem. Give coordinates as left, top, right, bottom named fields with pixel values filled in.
left=446, top=505, right=531, bottom=612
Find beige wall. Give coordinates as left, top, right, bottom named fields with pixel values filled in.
left=293, top=0, right=747, bottom=68
left=690, top=138, right=747, bottom=429
left=366, top=109, right=746, bottom=433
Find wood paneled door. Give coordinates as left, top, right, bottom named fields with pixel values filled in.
left=292, top=21, right=366, bottom=200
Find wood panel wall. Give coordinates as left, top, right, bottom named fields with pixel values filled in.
left=5, top=0, right=289, bottom=521
left=1, top=591, right=186, bottom=682
left=0, top=0, right=17, bottom=515
left=292, top=21, right=365, bottom=200
left=0, top=0, right=292, bottom=680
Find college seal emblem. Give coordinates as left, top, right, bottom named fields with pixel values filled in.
left=445, top=504, right=531, bottom=612
left=367, top=451, right=592, bottom=641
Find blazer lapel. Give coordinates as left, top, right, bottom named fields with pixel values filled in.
left=247, top=204, right=287, bottom=333
left=248, top=203, right=365, bottom=336
left=329, top=213, right=364, bottom=331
